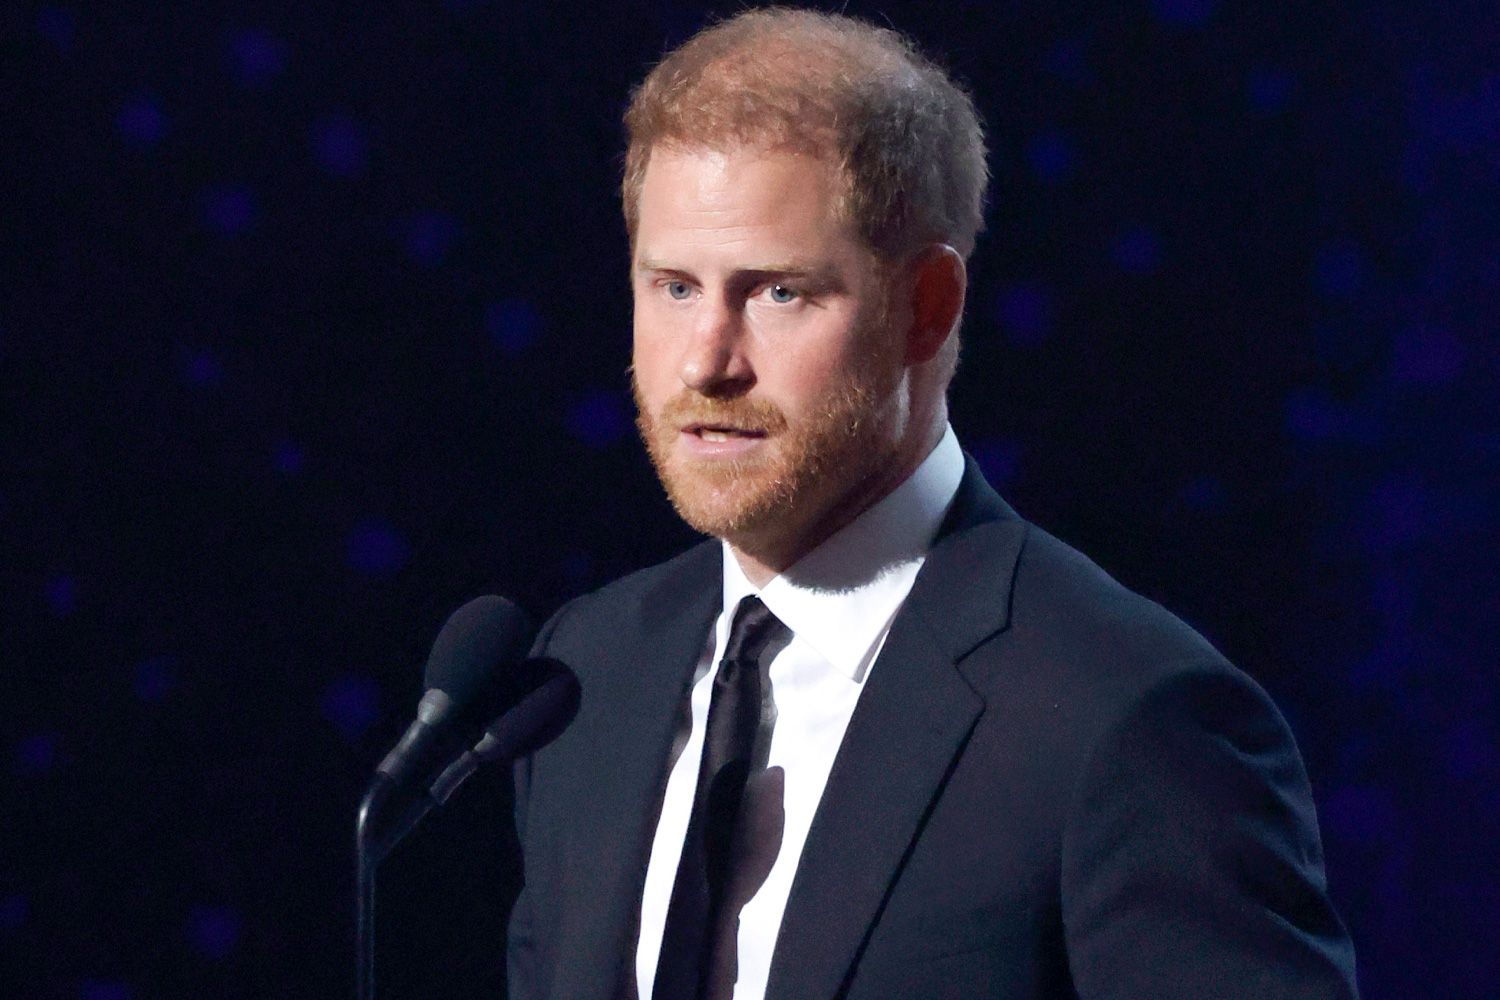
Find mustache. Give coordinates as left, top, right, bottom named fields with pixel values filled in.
left=652, top=390, right=789, bottom=433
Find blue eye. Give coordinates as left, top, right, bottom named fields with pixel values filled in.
left=768, top=284, right=798, bottom=304
left=666, top=280, right=691, bottom=300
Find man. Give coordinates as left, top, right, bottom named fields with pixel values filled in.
left=507, top=9, right=1358, bottom=999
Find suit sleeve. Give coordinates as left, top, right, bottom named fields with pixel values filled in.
left=1059, top=663, right=1359, bottom=999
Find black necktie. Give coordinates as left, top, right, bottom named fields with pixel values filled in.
left=653, top=595, right=789, bottom=1000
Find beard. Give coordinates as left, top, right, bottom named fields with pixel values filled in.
left=633, top=351, right=903, bottom=549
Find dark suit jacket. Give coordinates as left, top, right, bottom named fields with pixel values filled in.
left=507, top=459, right=1358, bottom=999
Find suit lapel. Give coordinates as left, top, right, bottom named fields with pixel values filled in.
left=549, top=542, right=723, bottom=1000
left=765, top=458, right=1027, bottom=1000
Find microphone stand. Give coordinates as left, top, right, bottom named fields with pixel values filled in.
left=356, top=775, right=414, bottom=1000
left=355, top=779, right=387, bottom=1000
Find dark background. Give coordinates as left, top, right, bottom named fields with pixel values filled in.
left=4, top=1, right=1497, bottom=997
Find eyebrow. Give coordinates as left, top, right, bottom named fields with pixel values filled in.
left=634, top=259, right=833, bottom=281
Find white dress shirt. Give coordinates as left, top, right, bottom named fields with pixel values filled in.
left=635, top=426, right=966, bottom=1000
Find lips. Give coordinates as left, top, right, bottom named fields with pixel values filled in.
left=685, top=423, right=768, bottom=442
left=676, top=422, right=771, bottom=458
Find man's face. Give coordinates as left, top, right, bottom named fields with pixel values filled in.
left=631, top=145, right=911, bottom=560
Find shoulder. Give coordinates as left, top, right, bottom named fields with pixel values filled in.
left=1004, top=521, right=1243, bottom=703
left=529, top=539, right=720, bottom=660
left=943, top=514, right=1295, bottom=786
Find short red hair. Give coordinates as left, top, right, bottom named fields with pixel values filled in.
left=622, top=7, right=989, bottom=261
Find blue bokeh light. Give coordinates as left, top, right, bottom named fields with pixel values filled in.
left=0, top=893, right=27, bottom=933
left=312, top=115, right=367, bottom=177
left=1043, top=38, right=1090, bottom=86
left=36, top=6, right=74, bottom=50
left=1248, top=68, right=1297, bottom=114
left=1026, top=130, right=1076, bottom=183
left=45, top=572, right=77, bottom=616
left=117, top=95, right=167, bottom=148
left=566, top=391, right=631, bottom=449
left=322, top=675, right=381, bottom=742
left=1152, top=0, right=1216, bottom=27
left=186, top=904, right=242, bottom=960
left=485, top=298, right=543, bottom=355
left=273, top=441, right=306, bottom=475
left=345, top=520, right=410, bottom=577
left=1112, top=226, right=1163, bottom=275
left=134, top=656, right=176, bottom=704
left=229, top=28, right=289, bottom=87
left=1314, top=240, right=1364, bottom=301
left=204, top=186, right=257, bottom=235
left=15, top=733, right=60, bottom=776
left=1181, top=475, right=1227, bottom=513
left=179, top=346, right=224, bottom=387
left=1322, top=783, right=1402, bottom=848
left=1390, top=326, right=1464, bottom=386
left=1283, top=388, right=1380, bottom=445
left=405, top=213, right=459, bottom=266
left=80, top=984, right=132, bottom=1000
left=992, top=283, right=1054, bottom=346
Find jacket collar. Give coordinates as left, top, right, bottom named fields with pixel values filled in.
left=765, top=456, right=1026, bottom=1000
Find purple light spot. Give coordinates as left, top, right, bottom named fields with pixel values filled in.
left=15, top=733, right=59, bottom=775
left=0, top=893, right=27, bottom=932
left=204, top=186, right=256, bottom=235
left=406, top=213, right=459, bottom=266
left=485, top=298, right=543, bottom=355
left=1390, top=325, right=1464, bottom=386
left=178, top=346, right=224, bottom=387
left=187, top=904, right=242, bottom=960
left=972, top=439, right=1022, bottom=488
left=272, top=441, right=305, bottom=474
left=992, top=283, right=1053, bottom=346
left=1181, top=475, right=1226, bottom=512
left=37, top=7, right=74, bottom=50
left=80, top=984, right=132, bottom=1000
left=1442, top=720, right=1498, bottom=781
left=1284, top=389, right=1356, bottom=443
left=134, top=656, right=175, bottom=704
left=1360, top=476, right=1436, bottom=551
left=1043, top=38, right=1089, bottom=86
left=1247, top=68, right=1297, bottom=113
left=116, top=95, right=167, bottom=147
left=229, top=28, right=288, bottom=87
left=566, top=391, right=631, bottom=449
left=1314, top=240, right=1363, bottom=300
left=1112, top=226, right=1162, bottom=275
left=322, top=675, right=380, bottom=742
left=45, top=572, right=77, bottom=616
left=312, top=115, right=367, bottom=177
left=345, top=520, right=409, bottom=577
left=1026, top=130, right=1075, bottom=182
left=1152, top=0, right=1216, bottom=26
left=1322, top=784, right=1400, bottom=847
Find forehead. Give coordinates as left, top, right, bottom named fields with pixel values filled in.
left=633, top=145, right=862, bottom=261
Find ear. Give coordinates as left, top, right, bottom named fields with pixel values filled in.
left=903, top=243, right=967, bottom=366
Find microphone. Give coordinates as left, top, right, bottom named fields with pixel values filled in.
left=357, top=595, right=536, bottom=865
left=428, top=656, right=580, bottom=805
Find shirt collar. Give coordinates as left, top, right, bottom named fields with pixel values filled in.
left=719, top=425, right=965, bottom=681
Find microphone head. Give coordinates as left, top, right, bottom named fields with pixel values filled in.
left=472, top=658, right=581, bottom=763
left=424, top=595, right=536, bottom=708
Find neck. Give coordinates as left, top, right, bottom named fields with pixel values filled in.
left=729, top=411, right=947, bottom=587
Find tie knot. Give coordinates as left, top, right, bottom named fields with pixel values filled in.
left=722, top=595, right=788, bottom=665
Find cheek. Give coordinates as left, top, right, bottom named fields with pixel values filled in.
left=770, top=327, right=874, bottom=399
left=631, top=314, right=675, bottom=387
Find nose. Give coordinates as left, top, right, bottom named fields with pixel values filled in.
left=679, top=297, right=754, bottom=396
